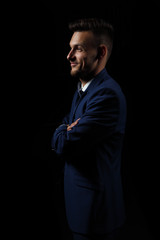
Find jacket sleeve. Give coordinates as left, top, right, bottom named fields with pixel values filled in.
left=62, top=113, right=70, bottom=124
left=51, top=88, right=119, bottom=157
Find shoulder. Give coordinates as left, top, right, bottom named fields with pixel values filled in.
left=89, top=75, right=125, bottom=101
left=101, top=70, right=124, bottom=94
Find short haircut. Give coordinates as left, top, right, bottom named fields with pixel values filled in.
left=68, top=18, right=114, bottom=60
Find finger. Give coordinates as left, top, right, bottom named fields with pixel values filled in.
left=73, top=120, right=80, bottom=126
left=70, top=121, right=78, bottom=127
left=67, top=126, right=72, bottom=131
left=74, top=118, right=81, bottom=125
left=67, top=118, right=81, bottom=131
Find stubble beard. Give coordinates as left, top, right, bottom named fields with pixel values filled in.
left=70, top=66, right=95, bottom=82
left=70, top=68, right=80, bottom=78
left=70, top=64, right=83, bottom=79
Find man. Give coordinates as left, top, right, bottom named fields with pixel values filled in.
left=51, top=18, right=127, bottom=240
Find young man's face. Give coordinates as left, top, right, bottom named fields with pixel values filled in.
left=67, top=31, right=99, bottom=81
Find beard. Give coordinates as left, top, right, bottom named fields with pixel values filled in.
left=70, top=68, right=82, bottom=78
left=70, top=64, right=95, bottom=81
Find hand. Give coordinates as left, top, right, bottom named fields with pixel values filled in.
left=67, top=118, right=81, bottom=131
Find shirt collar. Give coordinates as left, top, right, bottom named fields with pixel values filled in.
left=77, top=79, right=93, bottom=95
left=81, top=79, right=93, bottom=92
left=77, top=68, right=108, bottom=95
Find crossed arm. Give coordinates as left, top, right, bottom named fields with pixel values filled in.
left=67, top=118, right=81, bottom=131
left=51, top=88, right=119, bottom=157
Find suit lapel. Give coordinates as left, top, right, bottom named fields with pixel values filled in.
left=86, top=68, right=109, bottom=93
left=69, top=68, right=109, bottom=123
left=70, top=91, right=87, bottom=122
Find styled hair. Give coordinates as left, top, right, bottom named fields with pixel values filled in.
left=68, top=18, right=114, bottom=59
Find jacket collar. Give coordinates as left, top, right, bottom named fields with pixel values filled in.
left=76, top=68, right=109, bottom=97
left=84, top=68, right=109, bottom=93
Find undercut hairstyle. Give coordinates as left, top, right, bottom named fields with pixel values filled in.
left=68, top=18, right=114, bottom=60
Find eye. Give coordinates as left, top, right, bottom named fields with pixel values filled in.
left=77, top=46, right=83, bottom=52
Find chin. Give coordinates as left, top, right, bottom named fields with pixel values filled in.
left=70, top=69, right=80, bottom=78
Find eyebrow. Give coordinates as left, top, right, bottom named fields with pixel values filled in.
left=69, top=43, right=87, bottom=49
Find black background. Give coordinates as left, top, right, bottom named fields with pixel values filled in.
left=9, top=0, right=159, bottom=239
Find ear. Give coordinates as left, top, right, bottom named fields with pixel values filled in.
left=97, top=45, right=108, bottom=60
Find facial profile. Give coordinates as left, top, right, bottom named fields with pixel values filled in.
left=67, top=31, right=99, bottom=81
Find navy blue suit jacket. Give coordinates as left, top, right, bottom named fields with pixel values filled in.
left=51, top=68, right=127, bottom=235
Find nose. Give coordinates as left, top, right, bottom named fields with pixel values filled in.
left=67, top=49, right=74, bottom=61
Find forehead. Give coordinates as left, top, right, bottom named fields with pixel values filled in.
left=69, top=31, right=96, bottom=47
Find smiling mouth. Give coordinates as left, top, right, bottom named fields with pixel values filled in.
left=70, top=63, right=78, bottom=67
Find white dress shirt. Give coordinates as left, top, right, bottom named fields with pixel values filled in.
left=81, top=79, right=93, bottom=92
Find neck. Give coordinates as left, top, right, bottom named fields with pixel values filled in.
left=80, top=80, right=88, bottom=87
left=80, top=66, right=105, bottom=86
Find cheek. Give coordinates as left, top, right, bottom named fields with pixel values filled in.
left=77, top=55, right=88, bottom=67
left=77, top=52, right=97, bottom=68
left=77, top=52, right=87, bottom=60
left=84, top=55, right=96, bottom=67
left=86, top=50, right=97, bottom=63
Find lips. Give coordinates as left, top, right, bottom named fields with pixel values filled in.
left=70, top=62, right=78, bottom=67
